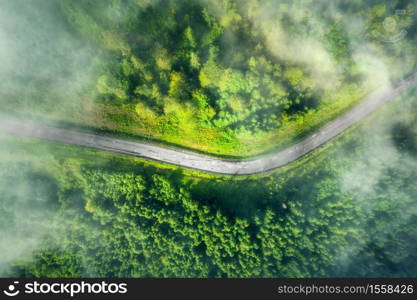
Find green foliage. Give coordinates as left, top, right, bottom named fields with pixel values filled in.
left=1, top=0, right=417, bottom=279
left=57, top=0, right=393, bottom=154
left=3, top=89, right=417, bottom=278
left=3, top=0, right=417, bottom=156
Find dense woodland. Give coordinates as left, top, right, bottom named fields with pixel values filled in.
left=1, top=0, right=417, bottom=278
left=64, top=0, right=325, bottom=132
left=1, top=0, right=416, bottom=155
left=1, top=89, right=417, bottom=277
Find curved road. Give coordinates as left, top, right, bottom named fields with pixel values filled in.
left=1, top=73, right=417, bottom=175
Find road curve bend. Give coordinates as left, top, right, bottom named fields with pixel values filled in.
left=1, top=73, right=417, bottom=175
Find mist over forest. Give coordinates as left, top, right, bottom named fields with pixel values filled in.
left=1, top=0, right=416, bottom=154
left=0, top=0, right=417, bottom=277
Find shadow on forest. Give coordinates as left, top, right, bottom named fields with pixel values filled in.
left=391, top=122, right=417, bottom=158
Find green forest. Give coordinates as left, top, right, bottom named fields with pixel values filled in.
left=1, top=0, right=417, bottom=278
left=1, top=88, right=417, bottom=277
left=1, top=0, right=417, bottom=155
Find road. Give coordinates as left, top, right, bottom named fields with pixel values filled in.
left=1, top=73, right=417, bottom=175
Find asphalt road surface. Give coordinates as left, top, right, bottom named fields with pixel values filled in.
left=1, top=73, right=417, bottom=175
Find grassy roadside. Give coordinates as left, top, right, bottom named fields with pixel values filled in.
left=1, top=82, right=368, bottom=160
left=2, top=87, right=417, bottom=277
left=3, top=81, right=412, bottom=180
